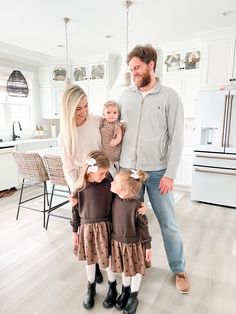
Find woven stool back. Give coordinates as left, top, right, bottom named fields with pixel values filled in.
left=13, top=152, right=49, bottom=183
left=42, top=155, right=67, bottom=186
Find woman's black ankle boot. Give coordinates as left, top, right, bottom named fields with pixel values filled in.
left=123, top=291, right=139, bottom=314
left=83, top=282, right=96, bottom=309
left=103, top=280, right=118, bottom=308
left=95, top=263, right=103, bottom=284
left=115, top=285, right=130, bottom=310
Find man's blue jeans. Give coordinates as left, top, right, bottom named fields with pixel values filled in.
left=140, top=169, right=185, bottom=273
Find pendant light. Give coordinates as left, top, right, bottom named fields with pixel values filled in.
left=6, top=70, right=29, bottom=97
left=62, top=17, right=71, bottom=86
left=122, top=0, right=133, bottom=86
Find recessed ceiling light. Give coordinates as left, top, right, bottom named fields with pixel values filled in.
left=57, top=44, right=64, bottom=48
left=222, top=10, right=236, bottom=16
left=105, top=34, right=112, bottom=38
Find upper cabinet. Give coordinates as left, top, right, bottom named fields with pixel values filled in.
left=39, top=64, right=67, bottom=119
left=72, top=54, right=118, bottom=115
left=163, top=49, right=200, bottom=118
left=38, top=54, right=119, bottom=119
left=73, top=63, right=105, bottom=81
left=199, top=28, right=236, bottom=90
left=164, top=50, right=200, bottom=72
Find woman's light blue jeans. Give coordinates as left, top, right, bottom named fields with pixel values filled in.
left=140, top=169, right=186, bottom=273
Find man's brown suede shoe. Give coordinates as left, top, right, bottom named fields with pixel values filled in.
left=175, top=272, right=190, bottom=294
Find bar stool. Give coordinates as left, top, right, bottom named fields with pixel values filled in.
left=13, top=152, right=49, bottom=228
left=42, top=154, right=70, bottom=229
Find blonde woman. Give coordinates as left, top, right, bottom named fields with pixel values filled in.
left=59, top=84, right=104, bottom=284
left=59, top=84, right=103, bottom=192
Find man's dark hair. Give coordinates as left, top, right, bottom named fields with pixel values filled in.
left=126, top=44, right=157, bottom=72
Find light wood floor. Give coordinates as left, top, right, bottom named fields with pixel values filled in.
left=0, top=186, right=236, bottom=314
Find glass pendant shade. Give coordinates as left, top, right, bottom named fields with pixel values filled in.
left=6, top=70, right=29, bottom=97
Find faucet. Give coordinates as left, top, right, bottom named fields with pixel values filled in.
left=12, top=121, right=22, bottom=141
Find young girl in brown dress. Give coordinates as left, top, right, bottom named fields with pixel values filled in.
left=69, top=150, right=117, bottom=310
left=110, top=169, right=152, bottom=314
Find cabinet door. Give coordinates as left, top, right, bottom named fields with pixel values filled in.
left=0, top=148, right=18, bottom=190
left=201, top=39, right=236, bottom=88
left=40, top=86, right=53, bottom=119
left=164, top=68, right=199, bottom=118
left=181, top=69, right=199, bottom=118
left=175, top=153, right=193, bottom=187
left=162, top=71, right=182, bottom=100
left=73, top=80, right=107, bottom=115
left=88, top=80, right=107, bottom=115
left=52, top=85, right=65, bottom=118
left=40, top=85, right=64, bottom=119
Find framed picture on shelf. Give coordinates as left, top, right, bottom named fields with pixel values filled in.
left=52, top=67, right=66, bottom=81
left=73, top=66, right=87, bottom=81
left=165, top=53, right=180, bottom=72
left=185, top=51, right=200, bottom=70
left=90, top=64, right=105, bottom=80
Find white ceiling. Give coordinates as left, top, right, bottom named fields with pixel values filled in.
left=0, top=0, right=236, bottom=59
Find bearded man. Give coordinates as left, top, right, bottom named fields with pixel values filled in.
left=118, top=44, right=190, bottom=294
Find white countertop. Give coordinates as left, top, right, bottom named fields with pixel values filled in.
left=0, top=137, right=58, bottom=148
left=32, top=146, right=61, bottom=156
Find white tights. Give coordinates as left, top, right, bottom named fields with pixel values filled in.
left=86, top=262, right=116, bottom=283
left=122, top=272, right=142, bottom=293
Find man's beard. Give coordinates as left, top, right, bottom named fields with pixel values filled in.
left=134, top=71, right=151, bottom=88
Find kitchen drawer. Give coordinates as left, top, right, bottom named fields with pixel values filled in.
left=193, top=152, right=236, bottom=169
left=191, top=165, right=236, bottom=207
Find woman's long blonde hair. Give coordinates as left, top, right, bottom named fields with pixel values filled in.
left=74, top=150, right=110, bottom=191
left=59, top=85, right=87, bottom=166
left=118, top=169, right=148, bottom=199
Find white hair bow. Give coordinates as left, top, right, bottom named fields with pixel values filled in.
left=86, top=158, right=98, bottom=173
left=130, top=169, right=139, bottom=180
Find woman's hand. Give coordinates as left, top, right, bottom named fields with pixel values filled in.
left=137, top=202, right=148, bottom=215
left=110, top=138, right=120, bottom=147
left=68, top=194, right=78, bottom=206
left=145, top=249, right=152, bottom=262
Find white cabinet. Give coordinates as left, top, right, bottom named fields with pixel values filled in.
left=163, top=69, right=200, bottom=118
left=200, top=38, right=236, bottom=89
left=163, top=48, right=200, bottom=189
left=40, top=85, right=65, bottom=119
left=15, top=139, right=58, bottom=152
left=39, top=65, right=66, bottom=119
left=72, top=54, right=118, bottom=115
left=0, top=147, right=18, bottom=190
left=175, top=146, right=193, bottom=190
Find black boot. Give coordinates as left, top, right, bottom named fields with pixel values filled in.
left=103, top=280, right=118, bottom=308
left=123, top=292, right=139, bottom=314
left=115, top=285, right=130, bottom=310
left=83, top=282, right=96, bottom=309
left=95, top=263, right=103, bottom=284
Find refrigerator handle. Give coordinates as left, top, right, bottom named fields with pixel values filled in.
left=226, top=94, right=233, bottom=147
left=221, top=94, right=228, bottom=147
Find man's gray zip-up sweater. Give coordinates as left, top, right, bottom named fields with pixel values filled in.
left=118, top=79, right=184, bottom=179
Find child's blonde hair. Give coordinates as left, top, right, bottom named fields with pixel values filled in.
left=74, top=150, right=110, bottom=191
left=118, top=169, right=148, bottom=199
left=103, top=100, right=121, bottom=120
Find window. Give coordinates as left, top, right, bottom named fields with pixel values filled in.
left=0, top=68, right=35, bottom=136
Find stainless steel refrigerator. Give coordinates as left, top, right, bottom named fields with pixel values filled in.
left=191, top=89, right=236, bottom=207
